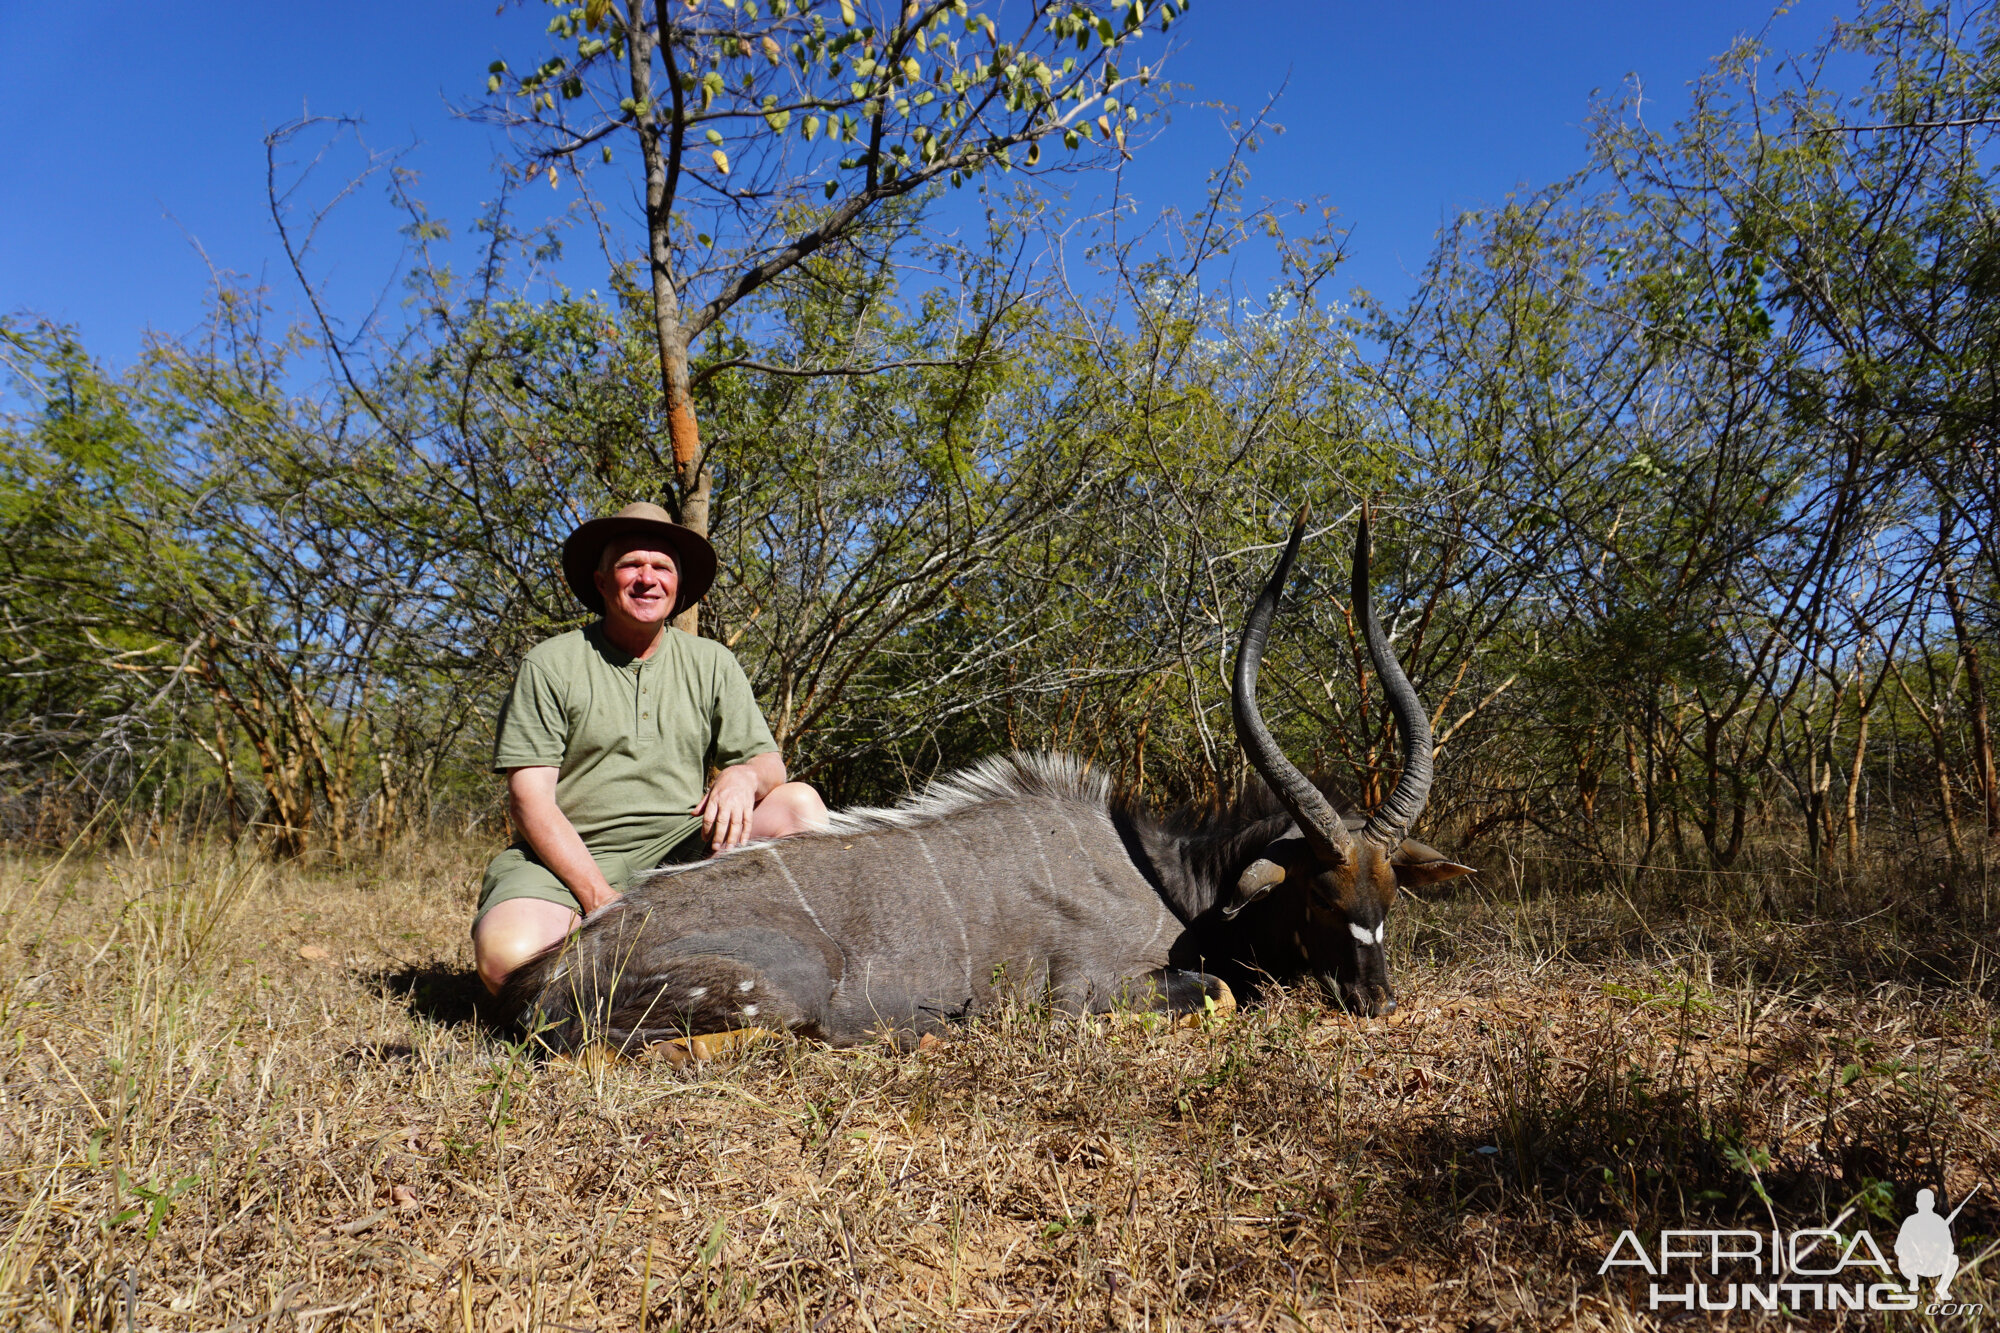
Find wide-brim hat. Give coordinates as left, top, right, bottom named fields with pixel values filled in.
left=561, top=501, right=718, bottom=617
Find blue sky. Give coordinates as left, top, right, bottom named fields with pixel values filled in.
left=1, top=1, right=1842, bottom=369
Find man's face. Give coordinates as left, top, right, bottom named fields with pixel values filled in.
left=594, top=541, right=680, bottom=630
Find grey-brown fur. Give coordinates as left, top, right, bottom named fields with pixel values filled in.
left=506, top=755, right=1216, bottom=1048
left=502, top=754, right=1462, bottom=1049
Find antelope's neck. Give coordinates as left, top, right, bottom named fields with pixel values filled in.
left=1113, top=809, right=1294, bottom=921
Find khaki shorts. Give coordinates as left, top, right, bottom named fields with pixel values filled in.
left=472, top=825, right=703, bottom=929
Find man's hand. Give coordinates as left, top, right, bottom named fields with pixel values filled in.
left=695, top=762, right=764, bottom=853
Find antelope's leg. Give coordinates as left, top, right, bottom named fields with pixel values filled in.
left=1108, top=968, right=1236, bottom=1026
left=605, top=1025, right=783, bottom=1064
left=685, top=1027, right=781, bottom=1059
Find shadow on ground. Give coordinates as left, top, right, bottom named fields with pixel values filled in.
left=368, top=963, right=504, bottom=1031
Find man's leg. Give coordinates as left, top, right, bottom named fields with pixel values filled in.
left=474, top=897, right=580, bottom=995
left=749, top=781, right=830, bottom=839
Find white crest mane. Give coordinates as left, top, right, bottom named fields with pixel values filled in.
left=825, top=752, right=1110, bottom=834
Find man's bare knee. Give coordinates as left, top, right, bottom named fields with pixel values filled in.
left=474, top=899, right=579, bottom=994
left=753, top=782, right=829, bottom=840
left=780, top=781, right=830, bottom=831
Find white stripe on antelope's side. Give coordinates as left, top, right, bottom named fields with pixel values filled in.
left=1015, top=802, right=1058, bottom=894
left=1139, top=887, right=1173, bottom=955
left=766, top=847, right=845, bottom=962
left=909, top=828, right=975, bottom=996
left=1050, top=803, right=1094, bottom=865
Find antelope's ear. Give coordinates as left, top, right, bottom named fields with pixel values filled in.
left=1391, top=839, right=1475, bottom=888
left=1223, top=858, right=1287, bottom=918
left=1221, top=837, right=1317, bottom=918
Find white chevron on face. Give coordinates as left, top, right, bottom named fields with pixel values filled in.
left=1347, top=921, right=1385, bottom=946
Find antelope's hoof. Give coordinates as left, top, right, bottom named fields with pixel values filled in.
left=554, top=1043, right=622, bottom=1075
left=1174, top=978, right=1236, bottom=1029
left=667, top=1026, right=781, bottom=1063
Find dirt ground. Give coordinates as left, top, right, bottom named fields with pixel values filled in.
left=0, top=839, right=1994, bottom=1330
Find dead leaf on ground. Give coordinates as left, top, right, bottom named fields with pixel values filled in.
left=297, top=945, right=329, bottom=961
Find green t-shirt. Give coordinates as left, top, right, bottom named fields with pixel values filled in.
left=491, top=623, right=778, bottom=859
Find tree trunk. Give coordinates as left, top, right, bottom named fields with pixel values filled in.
left=627, top=0, right=712, bottom=636
left=199, top=647, right=313, bottom=858
left=1815, top=671, right=1844, bottom=861
left=265, top=758, right=313, bottom=861
left=1625, top=721, right=1654, bottom=851
left=1943, top=563, right=1998, bottom=838
left=1845, top=700, right=1871, bottom=862
left=1888, top=655, right=1964, bottom=869
left=375, top=752, right=399, bottom=855
left=1804, top=701, right=1829, bottom=868
left=214, top=717, right=243, bottom=841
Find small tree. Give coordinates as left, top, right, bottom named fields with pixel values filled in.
left=478, top=0, right=1182, bottom=628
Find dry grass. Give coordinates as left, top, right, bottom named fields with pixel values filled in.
left=0, top=837, right=1996, bottom=1330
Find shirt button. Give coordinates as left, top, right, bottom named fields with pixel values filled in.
left=642, top=712, right=650, bottom=719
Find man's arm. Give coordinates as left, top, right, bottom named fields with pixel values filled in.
left=693, top=751, right=786, bottom=853
left=507, top=766, right=620, bottom=913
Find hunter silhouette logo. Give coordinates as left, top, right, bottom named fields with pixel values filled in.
left=1599, top=1183, right=1985, bottom=1315
left=1897, top=1185, right=1977, bottom=1299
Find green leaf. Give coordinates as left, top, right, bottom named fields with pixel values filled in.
left=803, top=114, right=821, bottom=140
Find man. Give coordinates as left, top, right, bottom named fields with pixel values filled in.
left=472, top=501, right=828, bottom=992
left=1895, top=1188, right=1961, bottom=1299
